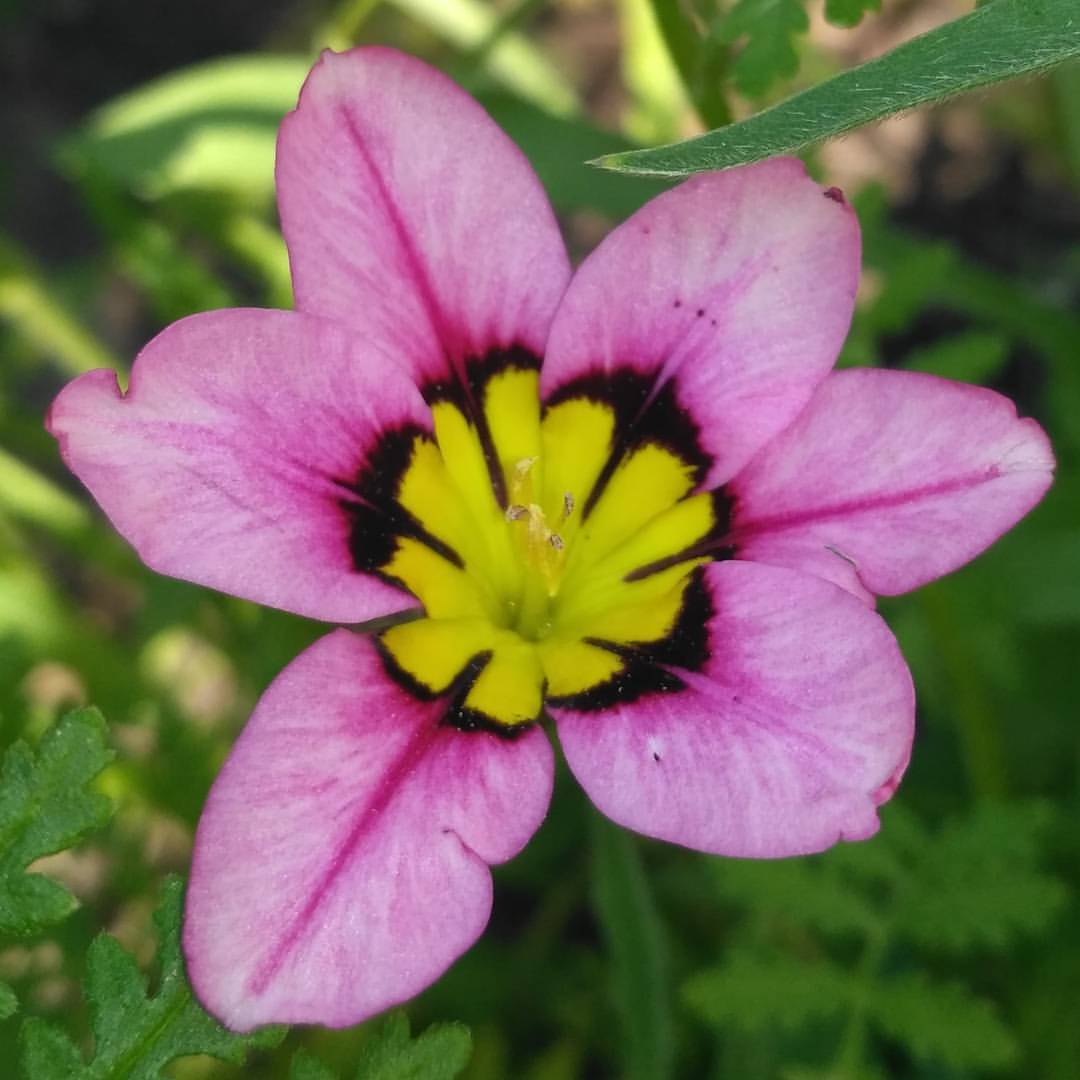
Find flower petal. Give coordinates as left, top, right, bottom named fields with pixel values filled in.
left=540, top=158, right=860, bottom=487
left=553, top=561, right=914, bottom=858
left=729, top=368, right=1055, bottom=599
left=184, top=629, right=553, bottom=1030
left=277, top=47, right=571, bottom=388
left=48, top=308, right=433, bottom=622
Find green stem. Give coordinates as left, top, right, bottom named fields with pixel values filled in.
left=832, top=921, right=889, bottom=1077
left=916, top=583, right=1009, bottom=799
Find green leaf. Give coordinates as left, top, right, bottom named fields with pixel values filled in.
left=711, top=856, right=880, bottom=938
left=824, top=0, right=880, bottom=29
left=645, top=0, right=732, bottom=127
left=287, top=1015, right=472, bottom=1080
left=868, top=973, right=1018, bottom=1069
left=20, top=877, right=284, bottom=1078
left=719, top=0, right=809, bottom=99
left=384, top=0, right=579, bottom=117
left=0, top=707, right=113, bottom=938
left=594, top=0, right=1080, bottom=175
left=0, top=980, right=17, bottom=1021
left=64, top=55, right=310, bottom=202
left=897, top=802, right=1068, bottom=953
left=353, top=1012, right=472, bottom=1079
left=589, top=815, right=673, bottom=1080
left=683, top=950, right=851, bottom=1033
left=901, top=330, right=1010, bottom=383
left=289, top=1049, right=338, bottom=1080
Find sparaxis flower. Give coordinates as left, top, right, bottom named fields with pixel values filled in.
left=48, top=48, right=1054, bottom=1031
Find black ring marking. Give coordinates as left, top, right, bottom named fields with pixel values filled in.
left=547, top=569, right=714, bottom=712
left=339, top=423, right=465, bottom=580
left=374, top=638, right=533, bottom=741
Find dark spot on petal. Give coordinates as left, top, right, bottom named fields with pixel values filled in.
left=652, top=751, right=661, bottom=762
left=673, top=299, right=682, bottom=308
left=824, top=186, right=845, bottom=204
left=696, top=308, right=705, bottom=317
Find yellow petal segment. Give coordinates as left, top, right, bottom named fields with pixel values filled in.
left=540, top=398, right=615, bottom=547
left=463, top=635, right=545, bottom=726
left=484, top=367, right=542, bottom=493
left=565, top=442, right=698, bottom=581
left=557, top=494, right=715, bottom=622
left=538, top=637, right=625, bottom=698
left=430, top=400, right=522, bottom=608
left=396, top=436, right=487, bottom=573
left=380, top=616, right=497, bottom=693
left=383, top=538, right=490, bottom=620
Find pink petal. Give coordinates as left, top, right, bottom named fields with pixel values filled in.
left=184, top=629, right=553, bottom=1030
left=277, top=47, right=571, bottom=387
left=553, top=562, right=914, bottom=858
left=729, top=368, right=1055, bottom=599
left=48, top=308, right=431, bottom=623
left=539, top=158, right=860, bottom=487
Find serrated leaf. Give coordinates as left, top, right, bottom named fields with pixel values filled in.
left=869, top=973, right=1018, bottom=1069
left=352, top=1012, right=472, bottom=1080
left=683, top=950, right=851, bottom=1033
left=289, top=1049, right=338, bottom=1080
left=20, top=877, right=284, bottom=1079
left=712, top=856, right=878, bottom=938
left=720, top=0, right=809, bottom=99
left=824, top=0, right=880, bottom=29
left=897, top=802, right=1068, bottom=953
left=0, top=979, right=17, bottom=1020
left=595, top=0, right=1080, bottom=175
left=286, top=1017, right=472, bottom=1080
left=0, top=707, right=113, bottom=937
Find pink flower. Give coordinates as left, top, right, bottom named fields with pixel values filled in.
left=49, top=48, right=1053, bottom=1031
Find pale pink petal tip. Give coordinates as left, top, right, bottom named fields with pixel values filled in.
left=554, top=562, right=915, bottom=859
left=732, top=368, right=1055, bottom=600
left=277, top=46, right=570, bottom=387
left=48, top=308, right=426, bottom=623
left=184, top=631, right=553, bottom=1031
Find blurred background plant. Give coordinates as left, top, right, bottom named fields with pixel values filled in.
left=1, top=1, right=1077, bottom=1077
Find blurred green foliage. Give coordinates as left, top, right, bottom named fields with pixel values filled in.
left=1, top=1, right=1078, bottom=1078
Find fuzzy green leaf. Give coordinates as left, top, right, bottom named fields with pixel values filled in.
left=354, top=1012, right=472, bottom=1079
left=0, top=707, right=113, bottom=938
left=712, top=856, right=879, bottom=938
left=0, top=980, right=18, bottom=1020
left=720, top=0, right=809, bottom=98
left=869, top=973, right=1019, bottom=1069
left=20, top=877, right=284, bottom=1078
left=897, top=802, right=1068, bottom=953
left=824, top=0, right=880, bottom=29
left=288, top=1015, right=472, bottom=1080
left=595, top=0, right=1080, bottom=175
left=683, top=950, right=851, bottom=1033
left=289, top=1049, right=337, bottom=1080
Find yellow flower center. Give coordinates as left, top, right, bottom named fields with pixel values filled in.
left=354, top=357, right=727, bottom=734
